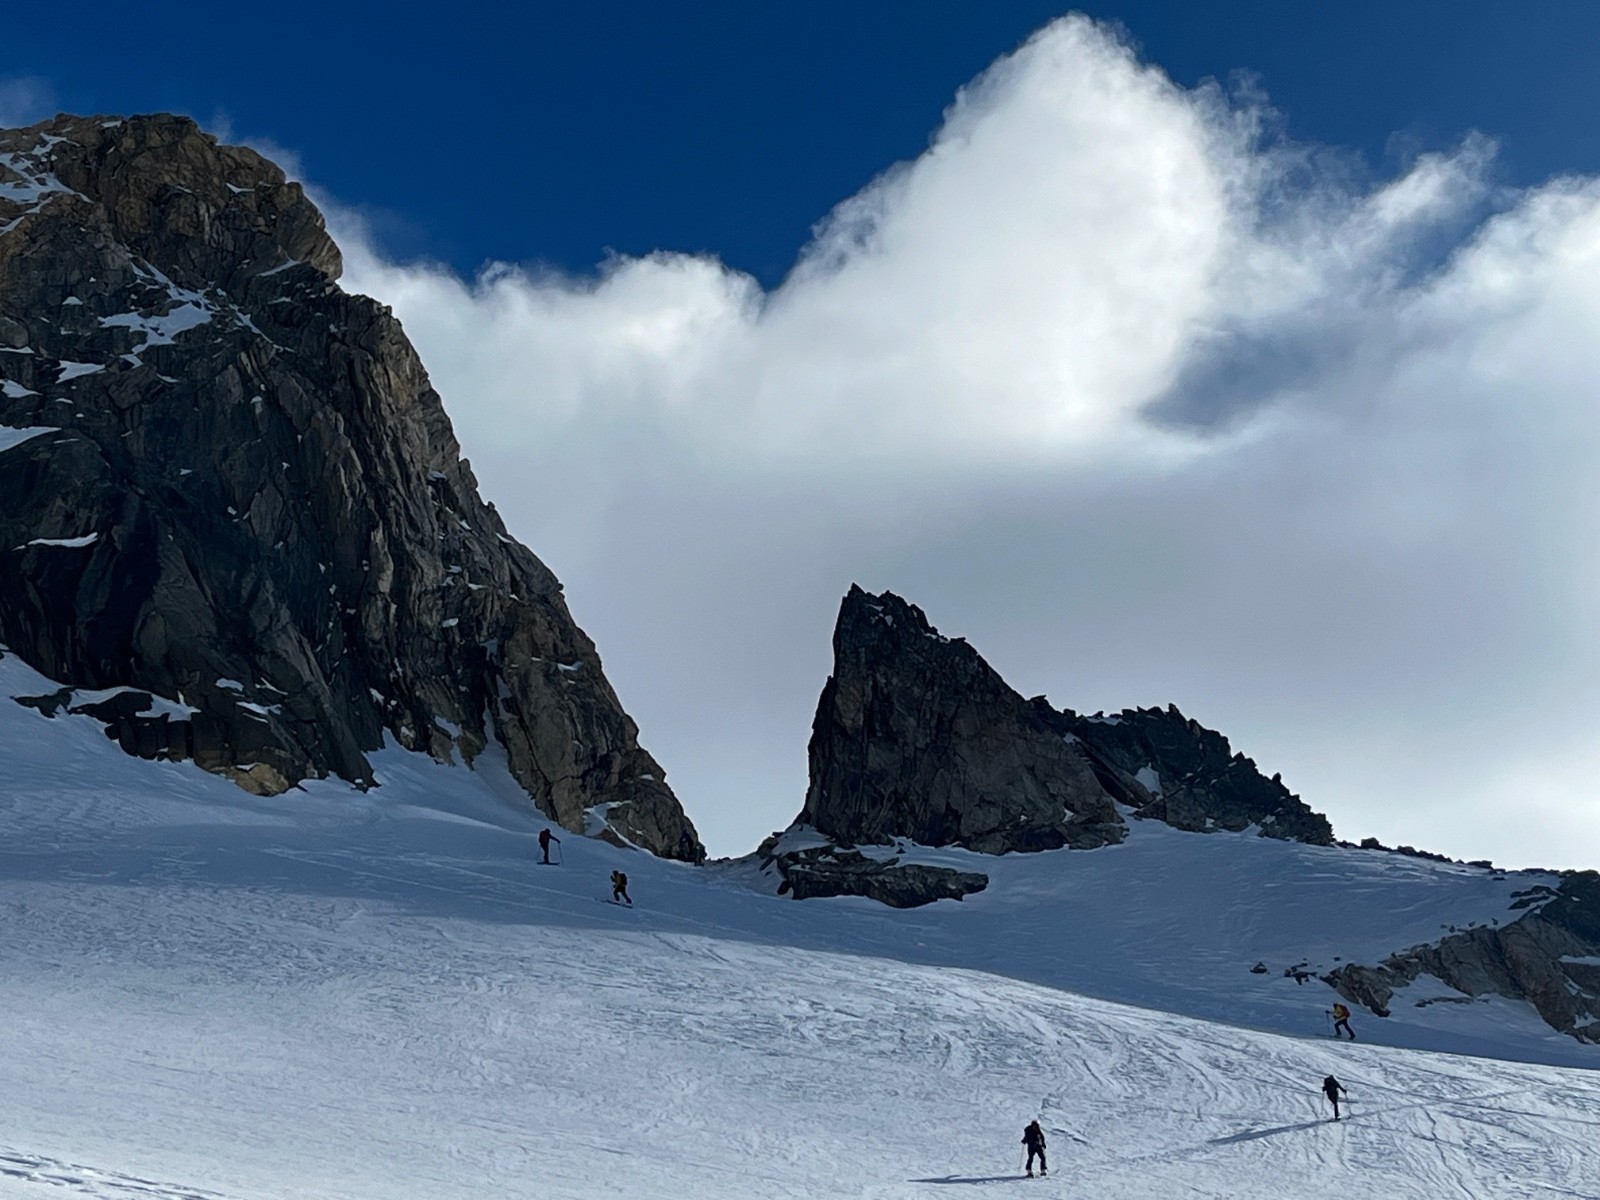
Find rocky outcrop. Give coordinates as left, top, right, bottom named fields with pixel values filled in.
left=801, top=586, right=1126, bottom=854
left=1325, top=872, right=1600, bottom=1043
left=797, top=585, right=1329, bottom=856
left=0, top=114, right=701, bottom=860
left=758, top=837, right=989, bottom=908
left=1049, top=705, right=1333, bottom=844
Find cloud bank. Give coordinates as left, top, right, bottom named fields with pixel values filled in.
left=332, top=16, right=1600, bottom=866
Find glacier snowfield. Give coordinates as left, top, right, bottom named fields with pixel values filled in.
left=2, top=650, right=1598, bottom=1199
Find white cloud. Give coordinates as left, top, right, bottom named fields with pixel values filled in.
left=331, top=16, right=1600, bottom=867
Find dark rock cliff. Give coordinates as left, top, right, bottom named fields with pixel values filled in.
left=0, top=114, right=701, bottom=860
left=800, top=585, right=1126, bottom=855
left=761, top=585, right=1329, bottom=906
left=798, top=585, right=1328, bottom=856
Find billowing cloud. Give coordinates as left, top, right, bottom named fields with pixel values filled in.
left=331, top=16, right=1600, bottom=866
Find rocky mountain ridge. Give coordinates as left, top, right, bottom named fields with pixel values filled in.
left=756, top=585, right=1331, bottom=902
left=0, top=113, right=700, bottom=860
left=792, top=585, right=1328, bottom=851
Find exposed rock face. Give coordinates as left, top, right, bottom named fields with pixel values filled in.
left=798, top=585, right=1328, bottom=856
left=1049, top=705, right=1333, bottom=844
left=801, top=586, right=1125, bottom=854
left=0, top=114, right=701, bottom=860
left=1326, top=872, right=1600, bottom=1043
left=756, top=836, right=989, bottom=908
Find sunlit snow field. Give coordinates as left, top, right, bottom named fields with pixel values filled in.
left=2, top=649, right=1597, bottom=1199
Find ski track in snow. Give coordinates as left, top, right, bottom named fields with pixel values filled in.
left=0, top=1148, right=226, bottom=1200
left=1, top=650, right=1599, bottom=1198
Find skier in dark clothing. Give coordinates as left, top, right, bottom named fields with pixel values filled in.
left=1322, top=1074, right=1348, bottom=1120
left=611, top=870, right=632, bottom=905
left=1021, top=1119, right=1047, bottom=1177
left=1330, top=1002, right=1355, bottom=1040
left=538, top=828, right=561, bottom=864
left=677, top=827, right=701, bottom=863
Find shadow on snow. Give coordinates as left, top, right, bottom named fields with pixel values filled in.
left=909, top=1174, right=1033, bottom=1185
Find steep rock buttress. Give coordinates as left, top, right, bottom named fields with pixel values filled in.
left=0, top=114, right=701, bottom=860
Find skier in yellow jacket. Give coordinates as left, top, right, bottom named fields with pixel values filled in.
left=1330, top=1002, right=1355, bottom=1040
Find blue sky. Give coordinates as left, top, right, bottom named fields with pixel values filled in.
left=9, top=6, right=1600, bottom=866
left=7, top=1, right=1600, bottom=285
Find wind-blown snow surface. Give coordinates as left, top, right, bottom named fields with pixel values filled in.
left=1, top=649, right=1597, bottom=1199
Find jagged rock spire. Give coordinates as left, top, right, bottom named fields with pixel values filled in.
left=802, top=585, right=1126, bottom=853
left=800, top=584, right=1331, bottom=853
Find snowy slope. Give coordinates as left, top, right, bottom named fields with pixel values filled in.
left=2, top=648, right=1598, bottom=1200
left=734, top=825, right=1578, bottom=1066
